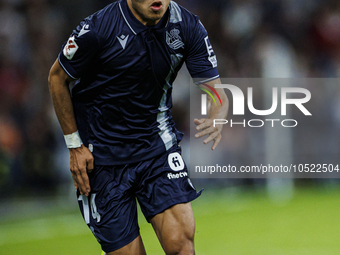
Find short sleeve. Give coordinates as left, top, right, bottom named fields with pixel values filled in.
left=58, top=20, right=100, bottom=80
left=185, top=18, right=219, bottom=84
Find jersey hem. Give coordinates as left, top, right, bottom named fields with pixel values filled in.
left=195, top=75, right=220, bottom=85
left=58, top=53, right=79, bottom=80
left=190, top=68, right=219, bottom=82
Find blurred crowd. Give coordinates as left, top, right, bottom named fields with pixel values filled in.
left=1, top=0, right=340, bottom=198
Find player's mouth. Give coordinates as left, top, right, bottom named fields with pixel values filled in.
left=151, top=1, right=162, bottom=11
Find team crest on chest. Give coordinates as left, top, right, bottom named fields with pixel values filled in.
left=166, top=28, right=184, bottom=50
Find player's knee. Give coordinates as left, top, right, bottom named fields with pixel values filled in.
left=163, top=231, right=195, bottom=255
left=164, top=239, right=195, bottom=255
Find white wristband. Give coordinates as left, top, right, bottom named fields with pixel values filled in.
left=64, top=131, right=83, bottom=148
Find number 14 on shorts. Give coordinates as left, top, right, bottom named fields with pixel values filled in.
left=78, top=194, right=101, bottom=224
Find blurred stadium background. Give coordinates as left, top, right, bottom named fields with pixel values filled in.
left=1, top=0, right=340, bottom=254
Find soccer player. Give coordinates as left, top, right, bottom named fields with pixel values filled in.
left=48, top=0, right=228, bottom=254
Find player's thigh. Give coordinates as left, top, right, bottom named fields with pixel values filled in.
left=105, top=235, right=146, bottom=255
left=79, top=165, right=141, bottom=253
left=150, top=202, right=195, bottom=252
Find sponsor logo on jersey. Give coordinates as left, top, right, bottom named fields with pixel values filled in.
left=63, top=36, right=79, bottom=60
left=117, top=34, right=129, bottom=49
left=79, top=24, right=90, bottom=37
left=168, top=152, right=185, bottom=171
left=167, top=171, right=187, bottom=180
left=166, top=28, right=184, bottom=50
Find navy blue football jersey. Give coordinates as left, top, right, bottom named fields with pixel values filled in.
left=58, top=0, right=219, bottom=165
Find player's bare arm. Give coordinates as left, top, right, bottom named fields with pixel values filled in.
left=194, top=78, right=229, bottom=150
left=48, top=59, right=93, bottom=196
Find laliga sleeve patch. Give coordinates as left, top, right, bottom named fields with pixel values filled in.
left=168, top=152, right=185, bottom=171
left=63, top=36, right=79, bottom=60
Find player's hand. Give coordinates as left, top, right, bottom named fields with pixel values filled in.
left=69, top=145, right=94, bottom=196
left=194, top=118, right=223, bottom=150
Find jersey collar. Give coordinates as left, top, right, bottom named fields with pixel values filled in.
left=119, top=0, right=170, bottom=35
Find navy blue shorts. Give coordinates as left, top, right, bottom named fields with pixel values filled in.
left=76, top=145, right=202, bottom=253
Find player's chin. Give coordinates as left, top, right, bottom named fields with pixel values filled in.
left=147, top=12, right=164, bottom=20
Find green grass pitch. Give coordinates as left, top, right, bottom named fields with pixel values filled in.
left=1, top=187, right=340, bottom=255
